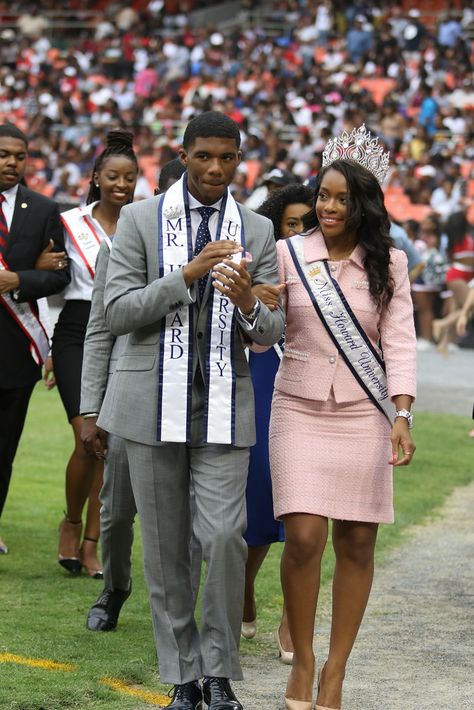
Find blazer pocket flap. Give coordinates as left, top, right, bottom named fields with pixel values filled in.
left=283, top=346, right=309, bottom=362
left=116, top=355, right=156, bottom=371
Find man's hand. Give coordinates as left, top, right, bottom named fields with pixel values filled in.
left=81, top=417, right=108, bottom=460
left=0, top=270, right=20, bottom=294
left=252, top=283, right=286, bottom=311
left=212, top=258, right=256, bottom=313
left=182, top=241, right=242, bottom=288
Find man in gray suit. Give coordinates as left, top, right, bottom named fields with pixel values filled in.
left=98, top=112, right=285, bottom=710
left=80, top=237, right=136, bottom=630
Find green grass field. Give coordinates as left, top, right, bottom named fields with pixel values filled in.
left=0, top=385, right=472, bottom=709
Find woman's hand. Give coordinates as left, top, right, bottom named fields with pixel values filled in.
left=389, top=418, right=416, bottom=466
left=252, top=283, right=286, bottom=311
left=43, top=355, right=56, bottom=390
left=35, top=240, right=67, bottom=271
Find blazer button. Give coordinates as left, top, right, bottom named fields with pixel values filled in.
left=258, top=326, right=264, bottom=334
left=197, top=332, right=203, bottom=339
left=329, top=355, right=336, bottom=364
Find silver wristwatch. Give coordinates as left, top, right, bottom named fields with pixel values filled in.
left=395, top=409, right=414, bottom=429
left=240, top=298, right=261, bottom=323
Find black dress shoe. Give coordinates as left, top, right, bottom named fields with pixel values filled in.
left=167, top=680, right=203, bottom=709
left=85, top=584, right=131, bottom=631
left=202, top=677, right=243, bottom=709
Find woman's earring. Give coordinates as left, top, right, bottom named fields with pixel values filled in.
left=95, top=183, right=99, bottom=187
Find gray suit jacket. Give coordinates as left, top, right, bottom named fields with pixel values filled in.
left=80, top=240, right=125, bottom=415
left=98, top=193, right=284, bottom=447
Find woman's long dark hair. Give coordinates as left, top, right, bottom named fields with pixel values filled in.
left=445, top=210, right=470, bottom=259
left=86, top=129, right=138, bottom=205
left=303, top=159, right=394, bottom=312
left=257, top=183, right=314, bottom=240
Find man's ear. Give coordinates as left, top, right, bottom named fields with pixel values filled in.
left=177, top=147, right=187, bottom=167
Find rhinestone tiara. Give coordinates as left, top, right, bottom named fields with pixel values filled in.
left=322, top=124, right=390, bottom=184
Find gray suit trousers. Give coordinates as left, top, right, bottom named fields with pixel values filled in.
left=100, top=434, right=136, bottom=591
left=125, top=439, right=249, bottom=685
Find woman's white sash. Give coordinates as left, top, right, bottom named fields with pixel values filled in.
left=0, top=255, right=50, bottom=365
left=286, top=235, right=393, bottom=423
left=61, top=203, right=103, bottom=279
left=156, top=174, right=245, bottom=444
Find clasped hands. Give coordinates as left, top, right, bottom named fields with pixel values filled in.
left=182, top=241, right=286, bottom=313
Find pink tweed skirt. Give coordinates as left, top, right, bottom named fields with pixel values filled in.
left=269, top=390, right=394, bottom=524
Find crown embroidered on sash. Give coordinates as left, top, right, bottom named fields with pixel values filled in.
left=322, top=124, right=390, bottom=184
left=163, top=204, right=184, bottom=219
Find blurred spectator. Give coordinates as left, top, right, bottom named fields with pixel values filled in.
left=245, top=168, right=300, bottom=211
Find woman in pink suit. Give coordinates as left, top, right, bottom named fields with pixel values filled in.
left=269, top=127, right=417, bottom=710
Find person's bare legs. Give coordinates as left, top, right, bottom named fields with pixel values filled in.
left=244, top=544, right=293, bottom=652
left=434, top=280, right=469, bottom=355
left=282, top=514, right=328, bottom=702
left=412, top=290, right=437, bottom=342
left=59, top=416, right=102, bottom=565
left=243, top=544, right=270, bottom=622
left=317, top=520, right=378, bottom=709
left=80, top=463, right=104, bottom=576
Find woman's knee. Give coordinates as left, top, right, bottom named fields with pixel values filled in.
left=283, top=518, right=327, bottom=566
left=333, top=523, right=377, bottom=567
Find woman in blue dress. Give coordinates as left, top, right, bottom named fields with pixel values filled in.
left=243, top=183, right=314, bottom=663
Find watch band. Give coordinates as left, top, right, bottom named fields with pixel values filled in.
left=239, top=298, right=261, bottom=323
left=395, top=409, right=414, bottom=428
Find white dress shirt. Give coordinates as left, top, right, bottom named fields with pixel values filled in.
left=0, top=184, right=19, bottom=229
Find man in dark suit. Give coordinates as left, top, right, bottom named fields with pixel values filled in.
left=0, top=123, right=70, bottom=554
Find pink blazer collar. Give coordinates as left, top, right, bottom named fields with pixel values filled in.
left=302, top=229, right=365, bottom=268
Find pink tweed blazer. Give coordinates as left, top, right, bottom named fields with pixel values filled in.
left=275, top=229, right=417, bottom=403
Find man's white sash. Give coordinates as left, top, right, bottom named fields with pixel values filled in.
left=286, top=235, right=393, bottom=423
left=156, top=174, right=245, bottom=444
left=61, top=203, right=103, bottom=279
left=0, top=255, right=50, bottom=366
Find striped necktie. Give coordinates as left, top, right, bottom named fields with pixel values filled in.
left=195, top=206, right=216, bottom=300
left=0, top=194, right=9, bottom=255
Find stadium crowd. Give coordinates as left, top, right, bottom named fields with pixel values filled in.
left=0, top=0, right=473, bottom=349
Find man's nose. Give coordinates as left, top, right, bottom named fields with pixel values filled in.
left=207, top=158, right=223, bottom=174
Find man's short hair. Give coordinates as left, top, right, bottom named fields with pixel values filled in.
left=158, top=158, right=185, bottom=192
left=183, top=111, right=241, bottom=150
left=0, top=124, right=28, bottom=147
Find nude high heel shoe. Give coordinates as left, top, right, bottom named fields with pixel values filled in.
left=285, top=699, right=314, bottom=710
left=315, top=663, right=341, bottom=710
left=276, top=626, right=294, bottom=665
left=285, top=661, right=315, bottom=710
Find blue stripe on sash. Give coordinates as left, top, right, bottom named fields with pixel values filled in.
left=156, top=195, right=166, bottom=439
left=183, top=176, right=194, bottom=443
left=156, top=180, right=195, bottom=443
left=286, top=239, right=390, bottom=423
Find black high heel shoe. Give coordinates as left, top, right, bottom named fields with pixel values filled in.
left=58, top=515, right=82, bottom=575
left=80, top=537, right=104, bottom=579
